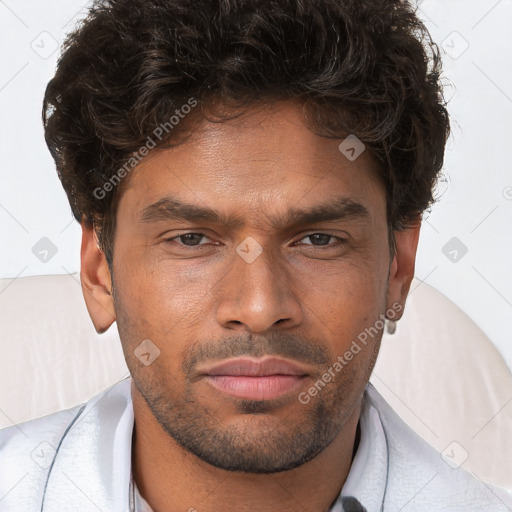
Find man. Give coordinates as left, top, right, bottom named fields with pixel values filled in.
left=1, top=0, right=510, bottom=510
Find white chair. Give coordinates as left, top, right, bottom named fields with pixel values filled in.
left=0, top=273, right=510, bottom=491
left=371, top=278, right=512, bottom=492
left=0, top=273, right=129, bottom=429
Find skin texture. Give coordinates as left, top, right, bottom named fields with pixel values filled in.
left=80, top=100, right=420, bottom=512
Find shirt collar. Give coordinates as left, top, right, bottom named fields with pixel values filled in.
left=43, top=378, right=134, bottom=511
left=329, top=385, right=389, bottom=512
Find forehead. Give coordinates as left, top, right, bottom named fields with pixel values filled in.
left=117, top=100, right=386, bottom=228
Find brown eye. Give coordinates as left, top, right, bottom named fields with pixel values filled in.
left=165, top=232, right=212, bottom=247
left=298, top=233, right=346, bottom=247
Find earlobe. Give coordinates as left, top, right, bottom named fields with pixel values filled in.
left=80, top=219, right=116, bottom=334
left=386, top=223, right=421, bottom=321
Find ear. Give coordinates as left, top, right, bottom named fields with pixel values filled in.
left=386, top=222, right=421, bottom=321
left=80, top=219, right=116, bottom=334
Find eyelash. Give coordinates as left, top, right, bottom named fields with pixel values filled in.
left=163, top=232, right=347, bottom=249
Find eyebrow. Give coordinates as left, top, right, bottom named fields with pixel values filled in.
left=139, top=195, right=370, bottom=230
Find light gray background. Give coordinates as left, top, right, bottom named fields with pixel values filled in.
left=1, top=0, right=511, bottom=369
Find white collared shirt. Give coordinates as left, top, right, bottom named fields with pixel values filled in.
left=1, top=377, right=511, bottom=511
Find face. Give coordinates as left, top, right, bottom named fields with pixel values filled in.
left=82, top=100, right=417, bottom=474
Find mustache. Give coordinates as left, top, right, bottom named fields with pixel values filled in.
left=181, top=331, right=331, bottom=376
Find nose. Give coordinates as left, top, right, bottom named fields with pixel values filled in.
left=215, top=240, right=304, bottom=333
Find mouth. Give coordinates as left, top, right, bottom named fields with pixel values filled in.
left=198, top=357, right=310, bottom=401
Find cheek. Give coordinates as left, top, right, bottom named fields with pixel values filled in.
left=114, top=245, right=204, bottom=321
left=112, top=254, right=217, bottom=369
left=300, top=258, right=388, bottom=362
left=302, top=252, right=387, bottom=313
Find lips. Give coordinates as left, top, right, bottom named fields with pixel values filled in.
left=201, top=357, right=309, bottom=377
left=199, top=357, right=310, bottom=400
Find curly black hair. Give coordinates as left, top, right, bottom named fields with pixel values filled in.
left=42, top=0, right=450, bottom=268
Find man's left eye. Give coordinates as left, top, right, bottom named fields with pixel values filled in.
left=297, top=233, right=346, bottom=247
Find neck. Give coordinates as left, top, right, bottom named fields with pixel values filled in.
left=131, top=381, right=362, bottom=512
